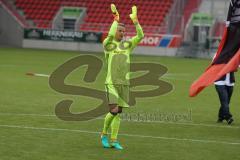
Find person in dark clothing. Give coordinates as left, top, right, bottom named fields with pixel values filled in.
left=212, top=0, right=240, bottom=124
left=213, top=0, right=240, bottom=65
left=214, top=72, right=235, bottom=124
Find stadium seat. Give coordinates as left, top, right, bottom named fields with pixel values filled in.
left=15, top=0, right=174, bottom=32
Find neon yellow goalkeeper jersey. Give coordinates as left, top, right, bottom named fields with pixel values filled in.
left=103, top=21, right=144, bottom=85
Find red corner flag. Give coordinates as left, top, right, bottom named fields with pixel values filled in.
left=189, top=27, right=240, bottom=97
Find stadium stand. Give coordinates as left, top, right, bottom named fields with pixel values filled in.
left=15, top=0, right=61, bottom=28
left=173, top=0, right=202, bottom=34
left=1, top=0, right=29, bottom=27
left=14, top=0, right=174, bottom=34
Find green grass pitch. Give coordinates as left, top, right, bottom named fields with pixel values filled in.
left=0, top=47, right=239, bottom=160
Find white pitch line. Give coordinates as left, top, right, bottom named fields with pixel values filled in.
left=34, top=73, right=50, bottom=78
left=0, top=124, right=239, bottom=146
left=141, top=120, right=240, bottom=129
left=0, top=112, right=239, bottom=129
left=26, top=72, right=50, bottom=78
left=163, top=73, right=191, bottom=77
left=162, top=73, right=194, bottom=82
left=0, top=113, right=56, bottom=117
left=120, top=133, right=240, bottom=146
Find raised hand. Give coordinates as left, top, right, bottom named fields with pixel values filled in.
left=111, top=4, right=119, bottom=22
left=130, top=5, right=138, bottom=24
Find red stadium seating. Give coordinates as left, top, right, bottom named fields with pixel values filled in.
left=15, top=0, right=174, bottom=33
left=15, top=0, right=61, bottom=28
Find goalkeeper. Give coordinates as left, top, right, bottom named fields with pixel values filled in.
left=101, top=4, right=144, bottom=150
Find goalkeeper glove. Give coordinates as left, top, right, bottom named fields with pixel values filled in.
left=130, top=5, right=138, bottom=24
left=111, top=4, right=119, bottom=22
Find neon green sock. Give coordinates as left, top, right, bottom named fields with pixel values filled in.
left=102, top=112, right=115, bottom=135
left=110, top=114, right=121, bottom=140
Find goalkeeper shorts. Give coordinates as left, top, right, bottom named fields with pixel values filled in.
left=105, top=84, right=129, bottom=108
